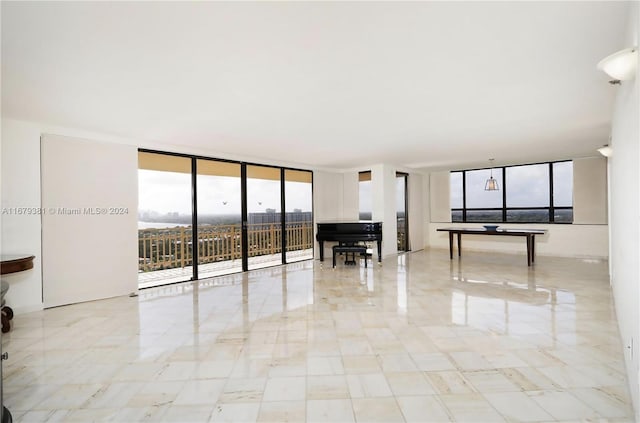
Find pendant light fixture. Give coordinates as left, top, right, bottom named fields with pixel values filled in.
left=485, top=159, right=499, bottom=191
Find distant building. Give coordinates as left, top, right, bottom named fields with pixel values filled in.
left=248, top=211, right=312, bottom=225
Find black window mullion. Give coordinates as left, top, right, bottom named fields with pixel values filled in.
left=280, top=168, right=286, bottom=265
left=501, top=166, right=507, bottom=222
left=462, top=171, right=467, bottom=222
left=191, top=157, right=198, bottom=281
left=403, top=173, right=409, bottom=251
left=241, top=163, right=248, bottom=272
left=549, top=162, right=555, bottom=223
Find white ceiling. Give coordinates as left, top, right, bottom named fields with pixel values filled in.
left=1, top=1, right=630, bottom=171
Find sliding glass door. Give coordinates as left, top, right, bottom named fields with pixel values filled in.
left=196, top=159, right=242, bottom=278
left=246, top=165, right=282, bottom=270
left=138, top=150, right=314, bottom=287
left=138, top=152, right=193, bottom=288
left=285, top=170, right=313, bottom=262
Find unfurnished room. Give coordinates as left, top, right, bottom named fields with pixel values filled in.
left=1, top=1, right=639, bottom=422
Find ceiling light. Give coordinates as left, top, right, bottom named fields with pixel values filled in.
left=597, top=47, right=637, bottom=83
left=597, top=145, right=613, bottom=157
left=485, top=159, right=499, bottom=191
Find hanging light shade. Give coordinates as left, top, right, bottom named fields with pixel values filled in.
left=485, top=159, right=499, bottom=191
left=485, top=175, right=499, bottom=191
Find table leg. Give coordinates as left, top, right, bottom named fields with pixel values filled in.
left=526, top=235, right=532, bottom=266
left=319, top=241, right=324, bottom=262
left=448, top=232, right=453, bottom=259
left=457, top=233, right=462, bottom=257
left=531, top=235, right=536, bottom=263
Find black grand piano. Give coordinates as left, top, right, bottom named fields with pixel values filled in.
left=316, top=221, right=383, bottom=263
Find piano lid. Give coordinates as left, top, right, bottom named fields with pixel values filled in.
left=316, top=221, right=382, bottom=239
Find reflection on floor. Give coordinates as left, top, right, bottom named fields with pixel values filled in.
left=3, top=249, right=634, bottom=422
left=138, top=249, right=313, bottom=289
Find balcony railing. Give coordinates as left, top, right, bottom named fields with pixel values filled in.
left=138, top=221, right=314, bottom=273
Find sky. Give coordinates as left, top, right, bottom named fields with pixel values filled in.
left=139, top=162, right=570, bottom=219
left=138, top=170, right=312, bottom=217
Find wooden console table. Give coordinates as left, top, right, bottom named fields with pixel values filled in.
left=1, top=255, right=35, bottom=275
left=436, top=228, right=546, bottom=266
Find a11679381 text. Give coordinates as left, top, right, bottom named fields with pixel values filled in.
left=1, top=207, right=129, bottom=216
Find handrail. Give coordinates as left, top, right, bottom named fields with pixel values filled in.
left=138, top=221, right=313, bottom=272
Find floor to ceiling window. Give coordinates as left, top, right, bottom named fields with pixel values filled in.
left=284, top=169, right=313, bottom=262
left=246, top=165, right=283, bottom=271
left=137, top=150, right=314, bottom=288
left=138, top=152, right=194, bottom=288
left=196, top=159, right=242, bottom=278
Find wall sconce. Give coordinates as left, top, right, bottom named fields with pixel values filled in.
left=597, top=47, right=637, bottom=84
left=597, top=145, right=613, bottom=157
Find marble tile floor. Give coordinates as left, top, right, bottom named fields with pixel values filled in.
left=2, top=249, right=635, bottom=422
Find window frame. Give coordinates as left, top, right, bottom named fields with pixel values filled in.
left=451, top=160, right=573, bottom=224
left=138, top=148, right=314, bottom=284
left=359, top=170, right=372, bottom=220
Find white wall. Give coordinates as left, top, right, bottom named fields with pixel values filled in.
left=313, top=170, right=345, bottom=260
left=407, top=173, right=424, bottom=251
left=608, top=2, right=639, bottom=416
left=429, top=171, right=451, bottom=223
left=371, top=164, right=398, bottom=257
left=1, top=120, right=44, bottom=313
left=573, top=157, right=608, bottom=224
left=40, top=134, right=138, bottom=307
left=313, top=171, right=344, bottom=223
left=428, top=222, right=609, bottom=259
left=342, top=172, right=359, bottom=220
left=421, top=171, right=431, bottom=247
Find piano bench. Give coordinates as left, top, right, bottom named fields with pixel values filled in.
left=332, top=245, right=368, bottom=268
